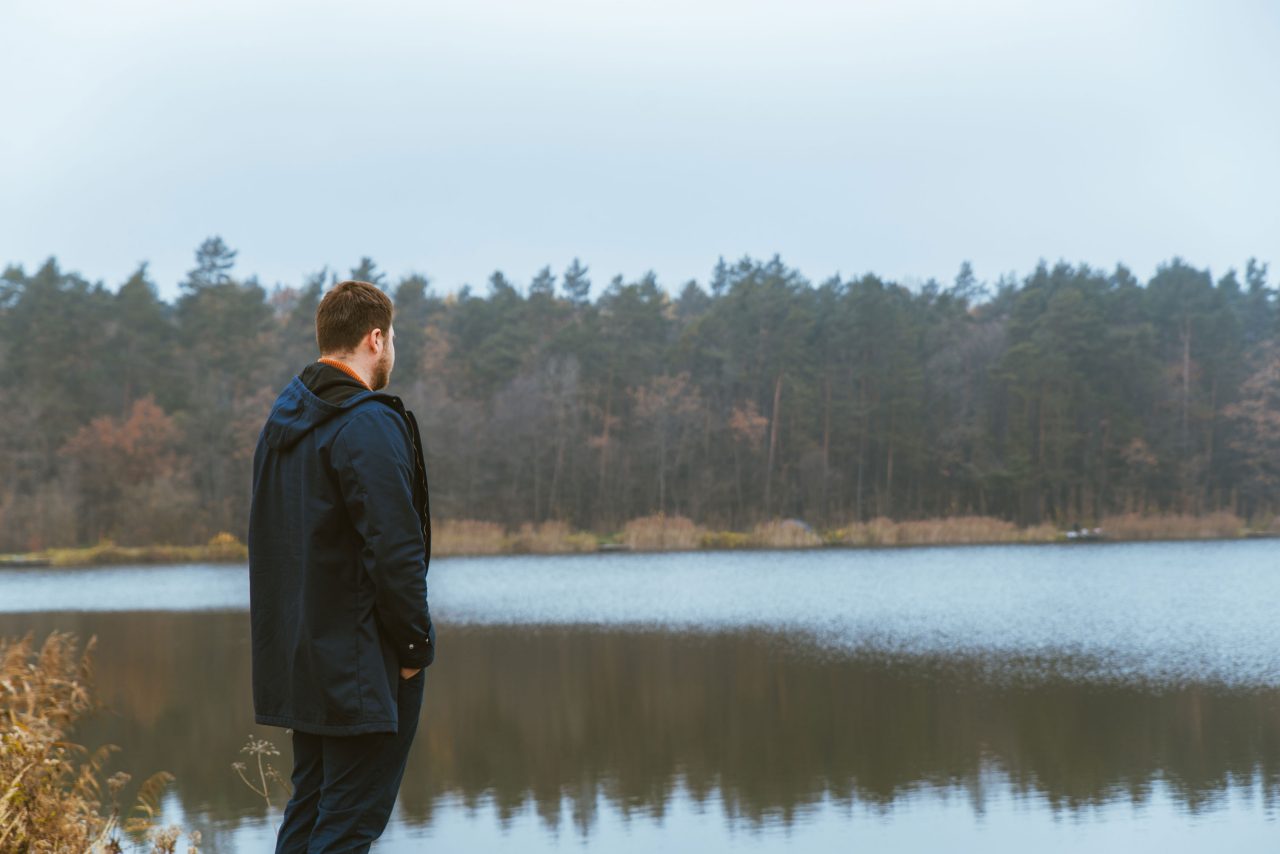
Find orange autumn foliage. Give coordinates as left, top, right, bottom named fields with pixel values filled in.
left=61, top=395, right=184, bottom=485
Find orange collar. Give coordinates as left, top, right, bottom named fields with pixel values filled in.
left=316, top=357, right=371, bottom=390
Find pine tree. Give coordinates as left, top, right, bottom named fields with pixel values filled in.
left=529, top=265, right=556, bottom=298
left=561, top=258, right=591, bottom=305
left=184, top=236, right=237, bottom=290
left=350, top=257, right=386, bottom=286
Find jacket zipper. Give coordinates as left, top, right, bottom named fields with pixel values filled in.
left=403, top=407, right=431, bottom=546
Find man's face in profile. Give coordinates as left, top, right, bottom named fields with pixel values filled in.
left=370, top=324, right=395, bottom=390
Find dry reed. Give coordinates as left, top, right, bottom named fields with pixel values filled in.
left=431, top=519, right=507, bottom=556
left=747, top=519, right=825, bottom=549
left=0, top=631, right=198, bottom=853
left=1098, top=512, right=1244, bottom=540
left=621, top=514, right=707, bottom=551
left=41, top=533, right=247, bottom=568
left=508, top=520, right=597, bottom=554
left=5, top=512, right=1261, bottom=571
left=1252, top=514, right=1280, bottom=534
left=836, top=515, right=1059, bottom=547
left=698, top=531, right=752, bottom=550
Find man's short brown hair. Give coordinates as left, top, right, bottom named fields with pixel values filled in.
left=316, top=280, right=394, bottom=355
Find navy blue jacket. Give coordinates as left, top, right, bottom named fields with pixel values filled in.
left=248, top=365, right=435, bottom=736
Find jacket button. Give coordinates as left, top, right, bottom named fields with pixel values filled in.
left=408, top=643, right=415, bottom=649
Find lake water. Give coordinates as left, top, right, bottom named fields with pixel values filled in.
left=2, top=541, right=1279, bottom=852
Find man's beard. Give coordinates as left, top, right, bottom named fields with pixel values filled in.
left=370, top=350, right=392, bottom=390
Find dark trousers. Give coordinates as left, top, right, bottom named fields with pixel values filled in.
left=275, top=669, right=426, bottom=854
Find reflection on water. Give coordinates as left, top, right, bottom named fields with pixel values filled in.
left=0, top=609, right=1277, bottom=852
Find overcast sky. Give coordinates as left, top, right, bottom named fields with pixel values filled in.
left=3, top=0, right=1278, bottom=303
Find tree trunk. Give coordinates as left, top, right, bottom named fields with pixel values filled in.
left=597, top=367, right=614, bottom=524
left=658, top=428, right=667, bottom=513
left=764, top=370, right=784, bottom=516
left=822, top=373, right=831, bottom=523
left=1181, top=315, right=1191, bottom=451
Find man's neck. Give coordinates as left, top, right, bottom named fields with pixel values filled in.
left=317, top=356, right=371, bottom=390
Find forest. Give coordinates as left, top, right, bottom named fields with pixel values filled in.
left=1, top=237, right=1277, bottom=552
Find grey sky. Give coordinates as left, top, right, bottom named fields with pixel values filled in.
left=3, top=0, right=1278, bottom=303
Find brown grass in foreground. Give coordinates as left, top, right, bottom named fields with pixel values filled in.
left=0, top=632, right=198, bottom=853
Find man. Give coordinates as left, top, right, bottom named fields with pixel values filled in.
left=248, top=279, right=436, bottom=853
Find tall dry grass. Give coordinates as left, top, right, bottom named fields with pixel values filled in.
left=835, top=516, right=1059, bottom=547
left=697, top=531, right=753, bottom=550
left=5, top=512, right=1259, bottom=571
left=1098, top=512, right=1244, bottom=540
left=40, top=532, right=246, bottom=568
left=621, top=514, right=707, bottom=551
left=431, top=519, right=507, bottom=556
left=0, top=631, right=199, bottom=853
left=1251, top=514, right=1280, bottom=534
left=747, top=519, right=825, bottom=549
left=508, top=521, right=598, bottom=554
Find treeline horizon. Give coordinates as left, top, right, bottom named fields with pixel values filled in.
left=1, top=238, right=1277, bottom=552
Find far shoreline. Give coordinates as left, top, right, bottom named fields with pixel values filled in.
left=2, top=512, right=1273, bottom=569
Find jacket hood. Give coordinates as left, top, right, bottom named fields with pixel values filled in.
left=263, top=375, right=393, bottom=451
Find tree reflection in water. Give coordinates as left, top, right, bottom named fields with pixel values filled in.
left=2, top=611, right=1277, bottom=847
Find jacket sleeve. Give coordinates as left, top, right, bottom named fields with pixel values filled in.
left=332, top=407, right=435, bottom=669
